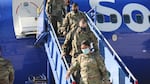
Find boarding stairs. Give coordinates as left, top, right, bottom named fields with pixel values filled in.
left=35, top=2, right=138, bottom=84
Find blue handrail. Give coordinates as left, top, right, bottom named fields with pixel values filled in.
left=43, top=18, right=75, bottom=84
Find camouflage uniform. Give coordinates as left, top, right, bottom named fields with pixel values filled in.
left=62, top=26, right=99, bottom=62
left=46, top=0, right=65, bottom=35
left=60, top=11, right=87, bottom=35
left=0, top=57, right=14, bottom=84
left=62, top=26, right=99, bottom=83
left=68, top=53, right=109, bottom=84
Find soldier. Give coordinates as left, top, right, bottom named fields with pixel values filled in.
left=46, top=0, right=66, bottom=35
left=0, top=46, right=15, bottom=84
left=59, top=3, right=87, bottom=36
left=66, top=40, right=110, bottom=84
left=62, top=18, right=98, bottom=83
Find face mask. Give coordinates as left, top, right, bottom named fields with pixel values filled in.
left=73, top=9, right=78, bottom=13
left=81, top=27, right=86, bottom=31
left=81, top=48, right=90, bottom=54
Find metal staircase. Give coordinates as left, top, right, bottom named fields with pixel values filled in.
left=35, top=1, right=138, bottom=84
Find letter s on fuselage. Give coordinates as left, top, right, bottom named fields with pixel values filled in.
left=89, top=0, right=150, bottom=32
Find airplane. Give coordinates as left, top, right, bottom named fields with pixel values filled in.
left=0, top=0, right=149, bottom=84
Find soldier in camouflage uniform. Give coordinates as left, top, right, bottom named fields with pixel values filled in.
left=62, top=18, right=98, bottom=84
left=62, top=18, right=99, bottom=62
left=59, top=3, right=87, bottom=36
left=66, top=40, right=110, bottom=84
left=46, top=0, right=66, bottom=35
left=0, top=47, right=14, bottom=84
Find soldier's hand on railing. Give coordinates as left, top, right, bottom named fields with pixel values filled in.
left=61, top=52, right=66, bottom=58
left=66, top=71, right=71, bottom=80
left=58, top=28, right=63, bottom=36
left=103, top=80, right=112, bottom=84
left=58, top=27, right=67, bottom=36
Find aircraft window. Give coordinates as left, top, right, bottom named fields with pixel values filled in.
left=96, top=14, right=104, bottom=23
left=110, top=14, right=117, bottom=23
left=136, top=14, right=143, bottom=24
left=123, top=15, right=130, bottom=24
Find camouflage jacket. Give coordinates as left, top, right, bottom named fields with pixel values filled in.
left=0, top=57, right=14, bottom=84
left=68, top=53, right=109, bottom=84
left=60, top=11, right=87, bottom=33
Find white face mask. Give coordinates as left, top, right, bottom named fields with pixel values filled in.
left=81, top=48, right=90, bottom=55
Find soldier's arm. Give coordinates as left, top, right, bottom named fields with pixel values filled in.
left=47, top=0, right=53, bottom=5
left=45, top=0, right=53, bottom=14
left=60, top=14, right=70, bottom=33
left=45, top=0, right=49, bottom=13
left=89, top=31, right=100, bottom=53
left=61, top=0, right=66, bottom=15
left=67, top=59, right=80, bottom=74
left=96, top=55, right=109, bottom=81
left=66, top=59, right=80, bottom=79
left=62, top=31, right=72, bottom=56
left=9, top=63, right=15, bottom=84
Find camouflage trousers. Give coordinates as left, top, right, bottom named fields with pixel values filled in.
left=80, top=77, right=103, bottom=84
left=49, top=15, right=63, bottom=35
left=80, top=78, right=111, bottom=84
left=71, top=57, right=81, bottom=84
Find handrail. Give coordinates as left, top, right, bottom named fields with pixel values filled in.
left=45, top=13, right=75, bottom=83
left=87, top=6, right=97, bottom=24
left=85, top=12, right=138, bottom=84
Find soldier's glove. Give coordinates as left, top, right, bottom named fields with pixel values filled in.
left=61, top=52, right=67, bottom=57
left=62, top=31, right=67, bottom=36
left=58, top=28, right=67, bottom=36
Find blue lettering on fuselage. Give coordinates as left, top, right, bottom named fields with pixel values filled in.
left=89, top=0, right=150, bottom=32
